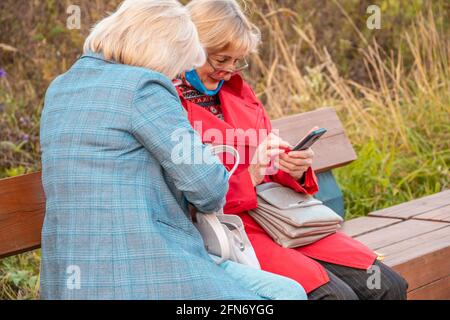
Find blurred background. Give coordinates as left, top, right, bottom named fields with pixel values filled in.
left=0, top=0, right=449, bottom=299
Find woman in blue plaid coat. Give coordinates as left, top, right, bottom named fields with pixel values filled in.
left=39, top=0, right=307, bottom=300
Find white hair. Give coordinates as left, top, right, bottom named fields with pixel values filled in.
left=83, top=0, right=206, bottom=79
left=186, top=0, right=261, bottom=55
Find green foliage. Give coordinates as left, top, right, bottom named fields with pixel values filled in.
left=0, top=251, right=41, bottom=300
left=336, top=132, right=449, bottom=219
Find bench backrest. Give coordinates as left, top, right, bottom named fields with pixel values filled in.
left=0, top=172, right=45, bottom=258
left=0, top=107, right=356, bottom=259
left=272, top=107, right=356, bottom=172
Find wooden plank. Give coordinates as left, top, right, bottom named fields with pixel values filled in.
left=377, top=227, right=450, bottom=291
left=308, top=134, right=357, bottom=173
left=354, top=219, right=448, bottom=250
left=273, top=107, right=345, bottom=139
left=369, top=190, right=450, bottom=220
left=407, top=276, right=450, bottom=300
left=340, top=216, right=402, bottom=238
left=273, top=107, right=357, bottom=173
left=414, top=205, right=450, bottom=223
left=0, top=172, right=45, bottom=258
left=394, top=247, right=450, bottom=294
left=381, top=226, right=450, bottom=266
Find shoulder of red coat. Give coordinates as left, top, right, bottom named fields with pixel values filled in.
left=224, top=74, right=260, bottom=102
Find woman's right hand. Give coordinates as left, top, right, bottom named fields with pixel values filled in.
left=248, top=132, right=291, bottom=186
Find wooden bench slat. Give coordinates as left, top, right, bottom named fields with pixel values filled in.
left=349, top=191, right=450, bottom=299
left=308, top=134, right=357, bottom=172
left=272, top=107, right=357, bottom=173
left=340, top=216, right=402, bottom=238
left=354, top=219, right=448, bottom=251
left=368, top=190, right=450, bottom=220
left=413, top=205, right=450, bottom=223
left=407, top=276, right=450, bottom=300
left=0, top=172, right=45, bottom=259
left=273, top=107, right=345, bottom=138
left=378, top=227, right=450, bottom=293
left=378, top=226, right=450, bottom=266
left=343, top=214, right=450, bottom=298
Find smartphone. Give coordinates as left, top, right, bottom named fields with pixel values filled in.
left=292, top=128, right=327, bottom=151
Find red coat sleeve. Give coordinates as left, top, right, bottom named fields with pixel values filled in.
left=263, top=167, right=319, bottom=195
left=246, top=83, right=319, bottom=196
left=224, top=167, right=258, bottom=214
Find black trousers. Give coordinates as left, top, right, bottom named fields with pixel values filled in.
left=308, top=260, right=409, bottom=300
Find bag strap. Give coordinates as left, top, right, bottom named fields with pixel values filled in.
left=220, top=221, right=246, bottom=251
left=200, top=213, right=232, bottom=265
left=209, top=144, right=240, bottom=178
left=195, top=145, right=240, bottom=264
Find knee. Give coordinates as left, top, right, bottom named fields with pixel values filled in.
left=365, top=263, right=409, bottom=300
left=308, top=280, right=359, bottom=300
left=381, top=271, right=409, bottom=300
left=329, top=283, right=359, bottom=300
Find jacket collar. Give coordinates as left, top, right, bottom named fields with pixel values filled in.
left=79, top=50, right=118, bottom=64
left=222, top=73, right=245, bottom=96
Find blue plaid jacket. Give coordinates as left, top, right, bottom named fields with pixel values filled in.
left=39, top=51, right=260, bottom=300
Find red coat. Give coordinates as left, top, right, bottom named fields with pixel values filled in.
left=176, top=75, right=377, bottom=293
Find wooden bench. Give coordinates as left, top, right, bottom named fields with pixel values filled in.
left=0, top=107, right=448, bottom=299
left=341, top=191, right=450, bottom=299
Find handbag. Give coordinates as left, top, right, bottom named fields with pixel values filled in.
left=192, top=145, right=261, bottom=269
left=249, top=182, right=344, bottom=248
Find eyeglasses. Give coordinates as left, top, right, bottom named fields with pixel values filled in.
left=207, top=55, right=249, bottom=74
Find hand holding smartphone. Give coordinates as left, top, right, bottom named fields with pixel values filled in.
left=291, top=128, right=327, bottom=151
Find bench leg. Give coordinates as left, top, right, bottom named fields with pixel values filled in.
left=316, top=171, right=345, bottom=219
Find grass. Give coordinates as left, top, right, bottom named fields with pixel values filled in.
left=0, top=251, right=40, bottom=300
left=246, top=4, right=449, bottom=218
left=0, top=0, right=449, bottom=300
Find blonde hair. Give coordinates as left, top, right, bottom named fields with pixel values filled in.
left=186, top=0, right=261, bottom=55
left=83, top=0, right=206, bottom=79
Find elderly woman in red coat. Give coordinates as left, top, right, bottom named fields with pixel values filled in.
left=177, top=0, right=408, bottom=300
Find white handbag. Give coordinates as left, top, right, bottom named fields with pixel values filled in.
left=193, top=145, right=261, bottom=269
left=249, top=182, right=343, bottom=248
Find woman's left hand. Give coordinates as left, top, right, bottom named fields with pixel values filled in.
left=278, top=148, right=315, bottom=181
